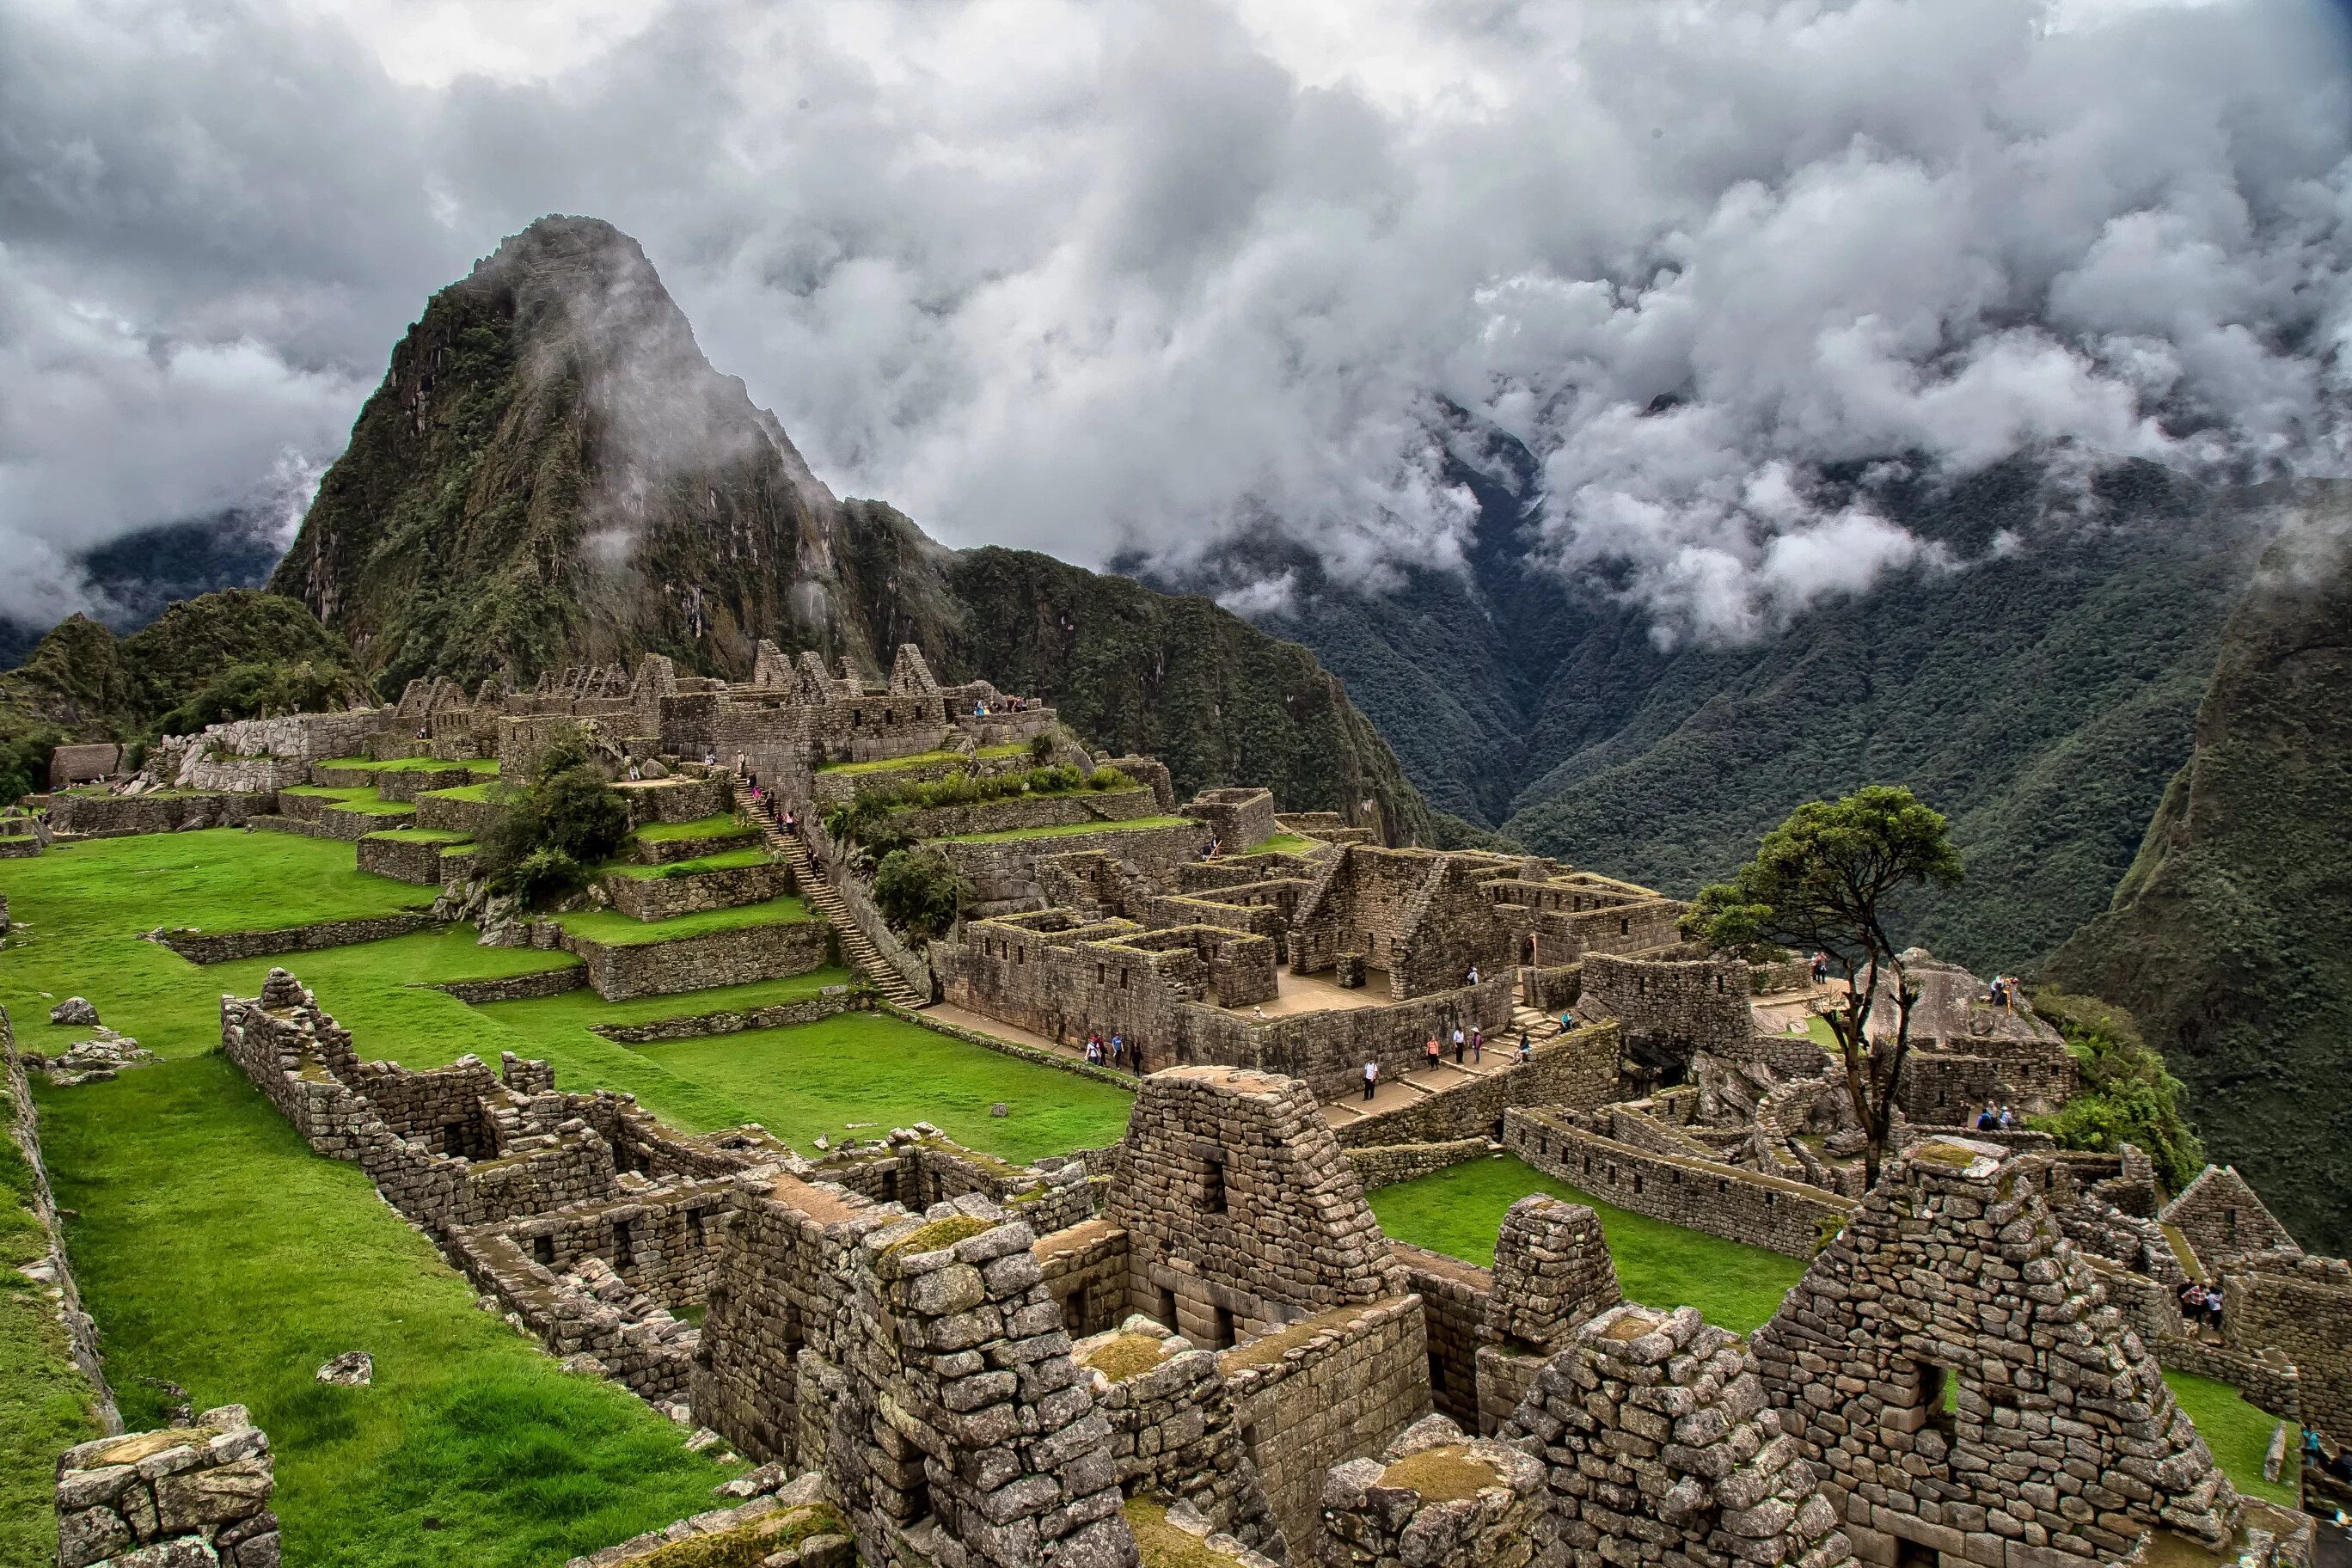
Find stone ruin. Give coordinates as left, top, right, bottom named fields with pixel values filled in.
left=56, top=1404, right=279, bottom=1568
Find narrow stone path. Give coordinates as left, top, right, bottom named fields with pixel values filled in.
left=730, top=779, right=926, bottom=1009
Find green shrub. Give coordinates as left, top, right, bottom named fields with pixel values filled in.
left=475, top=723, right=630, bottom=900
left=153, top=658, right=370, bottom=739
left=2028, top=989, right=2204, bottom=1191
left=1028, top=734, right=1054, bottom=766
left=1085, top=766, right=1124, bottom=791
left=873, top=848, right=968, bottom=940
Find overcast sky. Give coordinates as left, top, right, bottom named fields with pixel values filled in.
left=3, top=0, right=2349, bottom=638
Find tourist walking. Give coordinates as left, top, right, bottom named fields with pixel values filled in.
left=1111, top=1033, right=1125, bottom=1069
left=1362, top=1060, right=1379, bottom=1101
left=1084, top=1037, right=1102, bottom=1066
left=1810, top=950, right=1829, bottom=985
left=2204, top=1285, right=2225, bottom=1338
left=1467, top=964, right=1480, bottom=987
left=1452, top=1026, right=1466, bottom=1064
left=1470, top=1027, right=1483, bottom=1063
left=2179, top=1280, right=2205, bottom=1332
left=1997, top=1104, right=2014, bottom=1131
left=1424, top=1034, right=1442, bottom=1072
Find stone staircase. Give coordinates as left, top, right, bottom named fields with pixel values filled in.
left=730, top=780, right=926, bottom=1010
left=1510, top=1001, right=1569, bottom=1040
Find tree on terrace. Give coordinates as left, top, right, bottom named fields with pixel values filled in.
left=1680, top=785, right=1963, bottom=1187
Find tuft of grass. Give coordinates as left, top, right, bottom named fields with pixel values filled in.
left=1124, top=1498, right=1253, bottom=1568
left=554, top=897, right=812, bottom=947
left=35, top=1056, right=737, bottom=1568
left=1245, top=833, right=1316, bottom=855
left=1368, top=1155, right=1807, bottom=1332
left=2164, top=1370, right=2297, bottom=1508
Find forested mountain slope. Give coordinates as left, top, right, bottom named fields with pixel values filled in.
left=2048, top=487, right=2352, bottom=1253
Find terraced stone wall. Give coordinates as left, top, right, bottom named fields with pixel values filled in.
left=604, top=861, right=793, bottom=922
left=562, top=918, right=829, bottom=1001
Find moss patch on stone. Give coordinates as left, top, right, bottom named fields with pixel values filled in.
left=1125, top=1498, right=1250, bottom=1568
left=885, top=1216, right=994, bottom=1256
left=627, top=1503, right=848, bottom=1568
left=1081, top=1333, right=1171, bottom=1384
left=1380, top=1444, right=1498, bottom=1503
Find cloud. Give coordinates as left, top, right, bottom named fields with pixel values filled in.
left=0, top=0, right=2347, bottom=640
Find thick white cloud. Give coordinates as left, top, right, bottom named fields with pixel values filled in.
left=0, top=0, right=2346, bottom=638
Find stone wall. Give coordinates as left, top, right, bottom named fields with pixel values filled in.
left=1346, top=1139, right=1491, bottom=1191
left=1180, top=787, right=1278, bottom=852
left=55, top=1407, right=279, bottom=1568
left=1037, top=1217, right=1133, bottom=1338
left=1503, top=1108, right=1856, bottom=1261
left=357, top=831, right=466, bottom=885
left=603, top=861, right=794, bottom=922
left=890, top=785, right=1160, bottom=842
left=939, top=820, right=1210, bottom=909
left=1318, top=1413, right=1547, bottom=1568
left=616, top=774, right=731, bottom=824
left=46, top=790, right=272, bottom=836
left=1218, top=1295, right=1432, bottom=1548
left=155, top=912, right=440, bottom=965
left=429, top=966, right=588, bottom=1004
left=1105, top=1068, right=1404, bottom=1347
left=1751, top=1136, right=2239, bottom=1565
left=1076, top=1322, right=1283, bottom=1556
left=589, top=991, right=862, bottom=1044
left=2163, top=1166, right=2302, bottom=1274
left=1328, top=1021, right=1621, bottom=1149
left=413, top=790, right=499, bottom=837
left=1575, top=953, right=1751, bottom=1090
left=2228, top=1253, right=2352, bottom=1443
left=560, top=917, right=829, bottom=1001
left=1391, top=1242, right=1491, bottom=1431
left=4, top=1009, right=118, bottom=1432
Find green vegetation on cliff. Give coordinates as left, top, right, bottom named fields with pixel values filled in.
left=2047, top=489, right=2352, bottom=1253
left=0, top=590, right=369, bottom=800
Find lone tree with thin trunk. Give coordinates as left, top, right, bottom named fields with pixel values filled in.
left=1679, top=785, right=1963, bottom=1187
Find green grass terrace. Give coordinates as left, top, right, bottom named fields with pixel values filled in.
left=279, top=785, right=420, bottom=816
left=632, top=813, right=749, bottom=842
left=600, top=847, right=773, bottom=879
left=554, top=897, right=811, bottom=946
left=814, top=743, right=1027, bottom=776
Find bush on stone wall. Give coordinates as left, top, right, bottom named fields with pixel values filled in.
left=873, top=848, right=969, bottom=940
left=477, top=724, right=631, bottom=900
left=2029, top=989, right=2204, bottom=1192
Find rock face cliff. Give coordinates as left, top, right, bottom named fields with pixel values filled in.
left=2048, top=484, right=2352, bottom=1253
left=271, top=216, right=1432, bottom=838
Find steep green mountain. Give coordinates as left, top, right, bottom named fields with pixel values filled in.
left=1188, top=442, right=2263, bottom=971
left=0, top=590, right=368, bottom=798
left=268, top=216, right=1432, bottom=837
left=2047, top=486, right=2352, bottom=1253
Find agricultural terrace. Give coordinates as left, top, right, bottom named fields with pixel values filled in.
left=0, top=829, right=1134, bottom=1563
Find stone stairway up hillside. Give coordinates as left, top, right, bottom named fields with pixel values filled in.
left=731, top=780, right=925, bottom=1010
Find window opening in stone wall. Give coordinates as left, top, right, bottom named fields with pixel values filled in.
left=1157, top=1284, right=1180, bottom=1333
left=611, top=1218, right=633, bottom=1265
left=1914, top=1360, right=1960, bottom=1442
left=1198, top=1147, right=1229, bottom=1215
left=685, top=1206, right=705, bottom=1246
left=1063, top=1290, right=1085, bottom=1332
left=533, top=1234, right=555, bottom=1266
left=1212, top=1303, right=1236, bottom=1350
left=1427, top=1351, right=1449, bottom=1395
left=1620, top=916, right=1631, bottom=934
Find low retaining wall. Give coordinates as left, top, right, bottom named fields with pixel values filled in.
left=617, top=775, right=730, bottom=825
left=1346, top=1139, right=1491, bottom=1191
left=604, top=861, right=794, bottom=922
left=3, top=1009, right=119, bottom=1434
left=1329, top=1021, right=1622, bottom=1148
left=937, top=819, right=1207, bottom=906
left=590, top=991, right=867, bottom=1043
left=883, top=1006, right=1139, bottom=1093
left=46, top=791, right=270, bottom=836
left=1217, top=1294, right=1431, bottom=1548
left=373, top=767, right=478, bottom=801
left=358, top=832, right=469, bottom=885
left=153, top=912, right=440, bottom=965
left=889, top=786, right=1160, bottom=841
left=560, top=919, right=830, bottom=1001
left=429, top=966, right=588, bottom=1004
left=414, top=791, right=499, bottom=837
left=1503, top=1107, right=1856, bottom=1260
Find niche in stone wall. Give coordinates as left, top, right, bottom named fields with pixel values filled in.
left=1194, top=1142, right=1230, bottom=1216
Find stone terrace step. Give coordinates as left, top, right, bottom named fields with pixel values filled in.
left=732, top=781, right=926, bottom=1009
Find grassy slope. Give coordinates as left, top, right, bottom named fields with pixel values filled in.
left=36, top=1058, right=735, bottom=1568
left=634, top=815, right=748, bottom=842
left=1367, top=1155, right=1807, bottom=1333
left=603, top=848, right=771, bottom=879
left=1, top=1072, right=102, bottom=1568
left=2165, top=1370, right=2296, bottom=1509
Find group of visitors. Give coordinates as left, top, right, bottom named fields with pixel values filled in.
left=2179, top=1280, right=2226, bottom=1340
left=971, top=695, right=1034, bottom=717
left=1083, top=1032, right=1132, bottom=1070
left=1809, top=950, right=1832, bottom=985
left=1973, top=1104, right=2018, bottom=1132
left=1988, top=973, right=2023, bottom=1008
left=1197, top=836, right=1223, bottom=861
